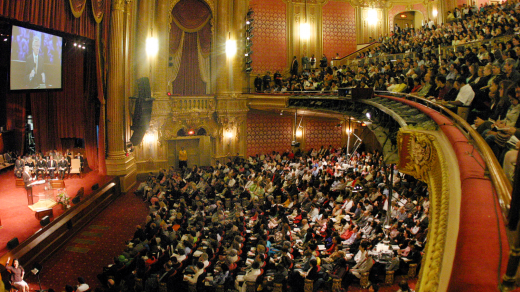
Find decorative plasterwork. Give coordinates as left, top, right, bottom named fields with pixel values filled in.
left=397, top=130, right=450, bottom=292
left=282, top=0, right=330, bottom=4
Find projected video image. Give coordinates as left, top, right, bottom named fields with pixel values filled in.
left=10, top=25, right=63, bottom=90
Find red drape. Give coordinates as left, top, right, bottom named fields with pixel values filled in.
left=0, top=0, right=100, bottom=39
left=1, top=0, right=110, bottom=172
left=28, top=44, right=98, bottom=170
left=5, top=93, right=26, bottom=153
left=172, top=33, right=206, bottom=96
left=170, top=0, right=212, bottom=95
left=171, top=0, right=211, bottom=30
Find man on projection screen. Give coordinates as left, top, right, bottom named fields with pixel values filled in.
left=25, top=36, right=46, bottom=89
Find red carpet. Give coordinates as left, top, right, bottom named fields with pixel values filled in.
left=0, top=168, right=112, bottom=256
left=22, top=187, right=149, bottom=291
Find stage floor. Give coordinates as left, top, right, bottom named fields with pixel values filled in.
left=0, top=168, right=111, bottom=256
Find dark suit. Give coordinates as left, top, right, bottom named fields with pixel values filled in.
left=36, top=159, right=47, bottom=179
left=15, top=159, right=24, bottom=178
left=25, top=53, right=45, bottom=88
left=58, top=159, right=69, bottom=180
left=291, top=59, right=299, bottom=75
left=47, top=159, right=57, bottom=178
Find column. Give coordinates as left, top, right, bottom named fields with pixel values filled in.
left=153, top=0, right=169, bottom=96
left=136, top=0, right=151, bottom=79
left=106, top=0, right=126, bottom=160
left=105, top=0, right=137, bottom=191
left=215, top=0, right=230, bottom=94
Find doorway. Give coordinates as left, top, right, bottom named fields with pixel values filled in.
left=393, top=11, right=424, bottom=31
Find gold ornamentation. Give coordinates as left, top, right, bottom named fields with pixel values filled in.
left=397, top=129, right=450, bottom=292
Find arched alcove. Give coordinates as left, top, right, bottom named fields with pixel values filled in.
left=393, top=10, right=425, bottom=32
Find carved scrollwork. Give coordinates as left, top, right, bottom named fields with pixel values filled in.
left=397, top=129, right=450, bottom=292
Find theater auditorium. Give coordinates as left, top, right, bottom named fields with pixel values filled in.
left=0, top=0, right=518, bottom=291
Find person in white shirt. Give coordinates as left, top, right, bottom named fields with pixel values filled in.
left=76, top=277, right=89, bottom=292
left=445, top=77, right=475, bottom=107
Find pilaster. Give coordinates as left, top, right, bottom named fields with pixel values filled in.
left=153, top=0, right=169, bottom=96
left=106, top=0, right=136, bottom=191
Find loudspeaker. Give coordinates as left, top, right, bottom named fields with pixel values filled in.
left=7, top=237, right=19, bottom=249
left=92, top=183, right=99, bottom=191
left=130, top=77, right=155, bottom=145
left=72, top=196, right=81, bottom=204
left=40, top=216, right=50, bottom=227
left=351, top=88, right=374, bottom=100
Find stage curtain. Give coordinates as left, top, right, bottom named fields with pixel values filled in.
left=170, top=0, right=211, bottom=95
left=5, top=93, right=27, bottom=154
left=172, top=32, right=206, bottom=95
left=95, top=24, right=106, bottom=174
left=91, top=0, right=105, bottom=23
left=69, top=0, right=87, bottom=18
left=0, top=0, right=103, bottom=40
left=29, top=42, right=99, bottom=171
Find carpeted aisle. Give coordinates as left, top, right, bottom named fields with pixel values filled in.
left=22, top=188, right=148, bottom=291
left=0, top=169, right=112, bottom=256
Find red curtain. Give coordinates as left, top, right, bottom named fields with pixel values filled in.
left=27, top=44, right=99, bottom=170
left=172, top=33, right=206, bottom=96
left=5, top=93, right=26, bottom=153
left=170, top=0, right=212, bottom=95
left=171, top=0, right=211, bottom=30
left=0, top=0, right=100, bottom=39
left=1, top=0, right=110, bottom=172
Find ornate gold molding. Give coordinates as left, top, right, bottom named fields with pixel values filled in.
left=397, top=130, right=450, bottom=292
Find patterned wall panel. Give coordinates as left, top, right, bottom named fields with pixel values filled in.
left=322, top=1, right=357, bottom=58
left=249, top=0, right=287, bottom=74
left=246, top=110, right=293, bottom=156
left=304, top=119, right=343, bottom=151
left=389, top=5, right=406, bottom=31
left=413, top=3, right=428, bottom=20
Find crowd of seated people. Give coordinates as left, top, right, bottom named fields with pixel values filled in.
left=13, top=149, right=84, bottom=181
left=356, top=0, right=520, bottom=59
left=98, top=145, right=425, bottom=292
left=253, top=2, right=520, bottom=184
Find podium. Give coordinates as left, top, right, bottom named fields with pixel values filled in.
left=26, top=180, right=60, bottom=206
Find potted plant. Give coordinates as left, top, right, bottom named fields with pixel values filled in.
left=56, top=190, right=71, bottom=210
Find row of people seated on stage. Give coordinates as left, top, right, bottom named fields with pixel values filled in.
left=15, top=150, right=84, bottom=180
left=98, top=147, right=425, bottom=292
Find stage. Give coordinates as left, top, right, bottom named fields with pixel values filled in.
left=0, top=168, right=112, bottom=256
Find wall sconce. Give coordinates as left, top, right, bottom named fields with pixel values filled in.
left=225, top=130, right=234, bottom=144
left=144, top=132, right=156, bottom=144
left=296, top=128, right=303, bottom=138
left=300, top=22, right=310, bottom=40
left=368, top=9, right=377, bottom=25
left=432, top=9, right=438, bottom=18
left=226, top=32, right=237, bottom=57
left=346, top=128, right=352, bottom=135
left=146, top=37, right=159, bottom=57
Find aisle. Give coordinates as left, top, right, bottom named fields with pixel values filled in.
left=23, top=188, right=148, bottom=291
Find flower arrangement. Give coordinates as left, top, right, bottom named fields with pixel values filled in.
left=56, top=190, right=71, bottom=208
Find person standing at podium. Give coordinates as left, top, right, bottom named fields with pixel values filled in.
left=47, top=156, right=57, bottom=178
left=22, top=166, right=32, bottom=187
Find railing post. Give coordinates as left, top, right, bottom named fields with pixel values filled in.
left=500, top=153, right=520, bottom=291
